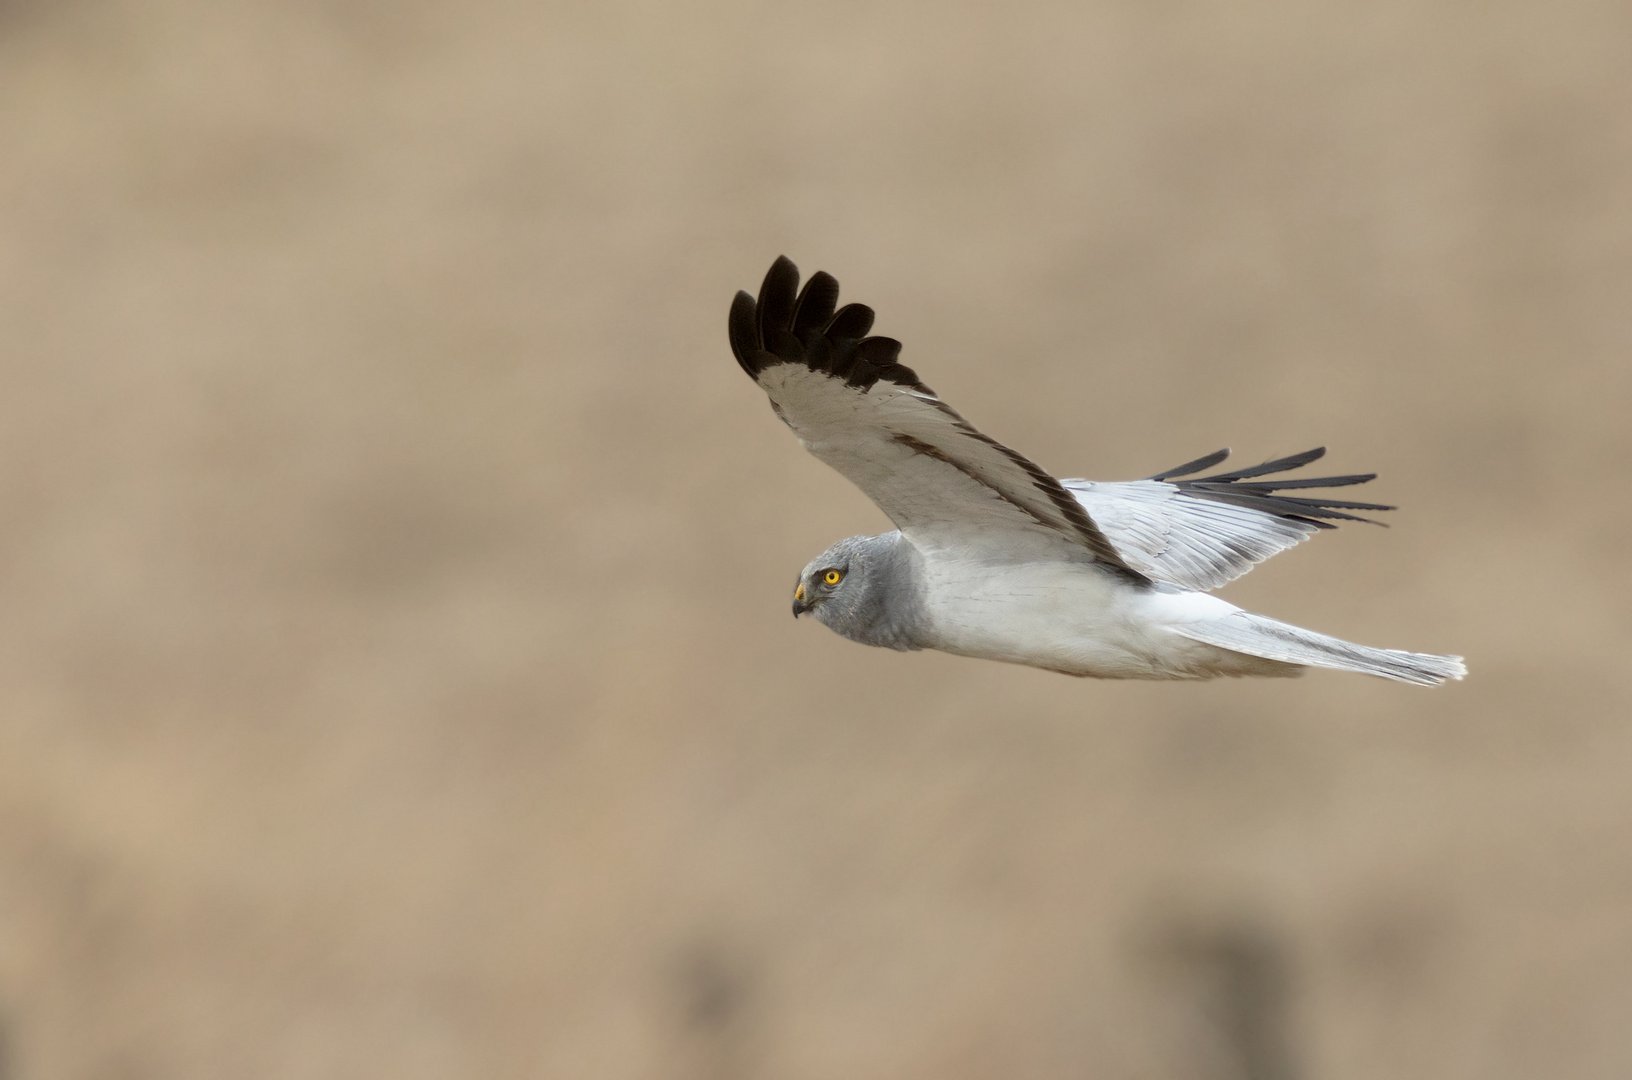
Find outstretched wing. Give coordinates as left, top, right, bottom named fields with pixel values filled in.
left=1063, top=448, right=1394, bottom=591
left=730, top=257, right=1142, bottom=577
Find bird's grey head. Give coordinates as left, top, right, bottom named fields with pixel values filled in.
left=790, top=532, right=924, bottom=652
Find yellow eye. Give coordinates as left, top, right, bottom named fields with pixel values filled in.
left=823, top=569, right=843, bottom=586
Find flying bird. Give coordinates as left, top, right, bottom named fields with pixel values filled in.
left=729, top=256, right=1465, bottom=685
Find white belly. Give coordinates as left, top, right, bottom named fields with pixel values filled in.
left=916, top=554, right=1288, bottom=680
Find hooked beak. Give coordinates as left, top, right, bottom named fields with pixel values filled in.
left=792, top=583, right=813, bottom=618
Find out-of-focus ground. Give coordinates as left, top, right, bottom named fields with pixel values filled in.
left=0, top=1, right=1628, bottom=1077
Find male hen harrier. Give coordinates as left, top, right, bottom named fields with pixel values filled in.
left=730, top=257, right=1464, bottom=685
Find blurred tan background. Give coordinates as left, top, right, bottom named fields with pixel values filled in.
left=0, top=0, right=1628, bottom=1077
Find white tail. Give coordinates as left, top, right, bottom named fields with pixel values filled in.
left=1172, top=611, right=1466, bottom=686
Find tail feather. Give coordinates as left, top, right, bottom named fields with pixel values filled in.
left=1172, top=612, right=1466, bottom=686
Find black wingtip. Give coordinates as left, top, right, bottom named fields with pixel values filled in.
left=1161, top=447, right=1395, bottom=530
left=729, top=257, right=930, bottom=395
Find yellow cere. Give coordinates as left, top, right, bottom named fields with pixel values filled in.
left=824, top=570, right=843, bottom=585
left=794, top=584, right=805, bottom=601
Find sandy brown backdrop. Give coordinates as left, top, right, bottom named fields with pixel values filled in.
left=1, top=1, right=1629, bottom=1077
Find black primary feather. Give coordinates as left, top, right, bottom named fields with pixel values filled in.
left=727, top=255, right=930, bottom=395
left=1150, top=448, right=1395, bottom=529
left=825, top=303, right=875, bottom=341
left=728, top=291, right=762, bottom=377
left=1147, top=448, right=1231, bottom=480
left=790, top=271, right=840, bottom=339
left=755, top=256, right=800, bottom=347
left=1205, top=446, right=1328, bottom=481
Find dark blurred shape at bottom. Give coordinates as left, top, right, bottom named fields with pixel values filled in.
left=1139, top=917, right=1298, bottom=1080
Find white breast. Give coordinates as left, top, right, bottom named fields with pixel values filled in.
left=914, top=550, right=1273, bottom=679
